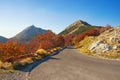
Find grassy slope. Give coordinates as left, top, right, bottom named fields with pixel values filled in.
left=77, top=29, right=120, bottom=59
left=59, top=25, right=102, bottom=35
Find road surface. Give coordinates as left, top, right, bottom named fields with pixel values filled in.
left=29, top=48, right=120, bottom=80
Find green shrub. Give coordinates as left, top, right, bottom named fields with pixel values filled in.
left=13, top=62, right=23, bottom=70
left=32, top=57, right=38, bottom=61
left=13, top=62, right=29, bottom=70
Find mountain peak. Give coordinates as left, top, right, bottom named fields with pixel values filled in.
left=26, top=25, right=37, bottom=30
left=12, top=25, right=48, bottom=42
left=65, top=20, right=91, bottom=30
left=59, top=19, right=99, bottom=35
left=71, top=20, right=91, bottom=26
left=29, top=25, right=36, bottom=27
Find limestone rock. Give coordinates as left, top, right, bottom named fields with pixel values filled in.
left=89, top=41, right=112, bottom=53
left=110, top=37, right=120, bottom=44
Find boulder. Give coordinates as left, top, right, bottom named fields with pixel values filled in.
left=110, top=37, right=120, bottom=43
left=113, top=45, right=117, bottom=50
left=89, top=41, right=112, bottom=53
left=89, top=40, right=103, bottom=50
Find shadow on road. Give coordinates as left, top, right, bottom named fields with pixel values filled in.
left=50, top=57, right=61, bottom=60
left=66, top=46, right=75, bottom=49
left=20, top=48, right=65, bottom=72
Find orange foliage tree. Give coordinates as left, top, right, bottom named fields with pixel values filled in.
left=64, top=34, right=75, bottom=46
left=100, top=25, right=112, bottom=33
left=0, top=41, right=26, bottom=62
left=73, top=26, right=112, bottom=45
left=53, top=36, right=65, bottom=47
left=28, top=30, right=65, bottom=51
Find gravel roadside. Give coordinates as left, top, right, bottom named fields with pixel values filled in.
left=0, top=71, right=29, bottom=80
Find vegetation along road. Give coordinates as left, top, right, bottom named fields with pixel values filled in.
left=29, top=47, right=120, bottom=80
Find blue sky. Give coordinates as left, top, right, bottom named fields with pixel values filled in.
left=0, top=0, right=120, bottom=38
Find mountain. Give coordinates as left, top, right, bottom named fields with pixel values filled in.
left=0, top=36, right=7, bottom=43
left=11, top=25, right=48, bottom=42
left=59, top=20, right=101, bottom=35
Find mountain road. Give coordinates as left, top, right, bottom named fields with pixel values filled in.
left=29, top=48, right=120, bottom=80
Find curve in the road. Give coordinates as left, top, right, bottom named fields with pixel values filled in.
left=29, top=48, right=120, bottom=80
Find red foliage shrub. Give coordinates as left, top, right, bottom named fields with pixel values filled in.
left=73, top=25, right=111, bottom=44
left=64, top=34, right=75, bottom=46
left=0, top=41, right=26, bottom=62
left=28, top=30, right=65, bottom=51
left=100, top=25, right=112, bottom=33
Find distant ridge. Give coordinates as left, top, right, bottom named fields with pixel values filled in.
left=59, top=20, right=101, bottom=35
left=0, top=36, right=7, bottom=43
left=11, top=25, right=48, bottom=42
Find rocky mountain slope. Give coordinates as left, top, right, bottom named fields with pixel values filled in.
left=59, top=20, right=101, bottom=35
left=89, top=26, right=120, bottom=58
left=11, top=25, right=48, bottom=42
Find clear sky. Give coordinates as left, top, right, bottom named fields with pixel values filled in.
left=0, top=0, right=120, bottom=38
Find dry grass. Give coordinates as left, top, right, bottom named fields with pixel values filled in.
left=77, top=36, right=95, bottom=55
left=77, top=36, right=120, bottom=59
left=0, top=60, right=3, bottom=68
left=49, top=47, right=61, bottom=53
left=20, top=57, right=33, bottom=64
left=94, top=50, right=119, bottom=59
left=0, top=69, right=17, bottom=74
left=35, top=49, right=48, bottom=57
left=0, top=62, right=13, bottom=70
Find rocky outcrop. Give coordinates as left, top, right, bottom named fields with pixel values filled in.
left=89, top=26, right=120, bottom=54
left=89, top=41, right=112, bottom=53
left=110, top=37, right=120, bottom=44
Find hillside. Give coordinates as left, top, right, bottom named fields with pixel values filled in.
left=59, top=20, right=101, bottom=35
left=90, top=26, right=120, bottom=51
left=0, top=36, right=7, bottom=43
left=77, top=26, right=120, bottom=59
left=11, top=25, right=48, bottom=42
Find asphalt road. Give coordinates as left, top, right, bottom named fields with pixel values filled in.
left=29, top=48, right=120, bottom=80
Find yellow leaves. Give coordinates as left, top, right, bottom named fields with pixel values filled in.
left=79, top=36, right=94, bottom=48
left=0, top=62, right=13, bottom=69
left=73, top=37, right=79, bottom=46
left=0, top=60, right=3, bottom=67
left=77, top=36, right=94, bottom=55
left=35, top=49, right=47, bottom=56
left=20, top=57, right=33, bottom=64
left=0, top=41, right=27, bottom=62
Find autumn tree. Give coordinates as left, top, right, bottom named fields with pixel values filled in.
left=100, top=24, right=112, bottom=33
left=64, top=34, right=75, bottom=46
left=0, top=40, right=27, bottom=62
left=85, top=28, right=100, bottom=36
left=53, top=36, right=65, bottom=47
left=28, top=30, right=65, bottom=52
left=0, top=30, right=66, bottom=62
